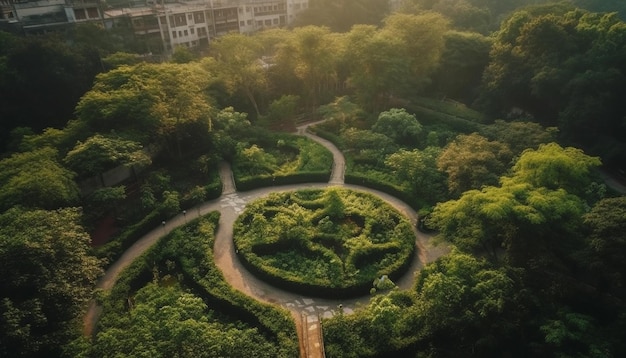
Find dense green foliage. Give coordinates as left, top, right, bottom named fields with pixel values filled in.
left=324, top=143, right=624, bottom=357
left=324, top=249, right=521, bottom=357
left=294, top=0, right=391, bottom=31
left=480, top=7, right=626, bottom=167
left=234, top=188, right=415, bottom=297
left=232, top=130, right=332, bottom=184
left=80, top=212, right=298, bottom=357
left=0, top=147, right=80, bottom=211
left=1, top=1, right=626, bottom=356
left=0, top=208, right=102, bottom=357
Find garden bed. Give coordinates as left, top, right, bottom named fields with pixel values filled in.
left=233, top=188, right=416, bottom=298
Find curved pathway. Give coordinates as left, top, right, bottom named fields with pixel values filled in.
left=83, top=121, right=449, bottom=357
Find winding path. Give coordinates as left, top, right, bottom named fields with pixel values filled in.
left=83, top=121, right=449, bottom=357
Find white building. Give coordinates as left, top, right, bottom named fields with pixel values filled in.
left=1, top=0, right=103, bottom=33
left=103, top=0, right=309, bottom=52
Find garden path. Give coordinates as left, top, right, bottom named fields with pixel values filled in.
left=83, top=121, right=449, bottom=358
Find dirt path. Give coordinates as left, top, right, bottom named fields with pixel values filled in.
left=83, top=122, right=449, bottom=357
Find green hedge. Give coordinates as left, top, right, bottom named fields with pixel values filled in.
left=236, top=251, right=375, bottom=299
left=235, top=171, right=330, bottom=191
left=95, top=177, right=223, bottom=266
left=404, top=103, right=484, bottom=134
left=96, top=212, right=298, bottom=357
left=344, top=173, right=420, bottom=211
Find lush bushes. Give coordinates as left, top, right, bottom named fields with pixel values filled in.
left=94, top=174, right=222, bottom=266
left=233, top=188, right=416, bottom=298
left=235, top=171, right=330, bottom=191
left=344, top=173, right=420, bottom=211
left=232, top=133, right=332, bottom=184
left=405, top=103, right=484, bottom=134
left=88, top=211, right=299, bottom=357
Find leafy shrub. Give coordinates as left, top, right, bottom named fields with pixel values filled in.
left=233, top=188, right=416, bottom=298
left=90, top=211, right=298, bottom=357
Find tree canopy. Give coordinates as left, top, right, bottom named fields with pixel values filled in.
left=480, top=7, right=626, bottom=167
left=0, top=147, right=79, bottom=212
left=0, top=207, right=101, bottom=357
left=437, top=133, right=512, bottom=196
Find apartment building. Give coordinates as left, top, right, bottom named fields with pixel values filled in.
left=1, top=0, right=309, bottom=51
left=105, top=0, right=310, bottom=52
left=0, top=0, right=103, bottom=33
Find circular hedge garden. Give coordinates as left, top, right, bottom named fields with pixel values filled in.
left=233, top=188, right=416, bottom=298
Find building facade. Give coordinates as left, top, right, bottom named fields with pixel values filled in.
left=1, top=0, right=310, bottom=51
left=107, top=0, right=310, bottom=52
left=0, top=0, right=103, bottom=33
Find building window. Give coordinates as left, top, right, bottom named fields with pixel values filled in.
left=256, top=20, right=262, bottom=27
left=190, top=28, right=195, bottom=34
left=172, top=31, right=177, bottom=38
left=247, top=19, right=252, bottom=25
left=87, top=7, right=99, bottom=18
left=184, top=29, right=188, bottom=36
left=179, top=31, right=183, bottom=37
left=188, top=14, right=192, bottom=20
left=273, top=18, right=278, bottom=24
left=194, top=12, right=205, bottom=23
left=75, top=9, right=86, bottom=20
left=264, top=19, right=271, bottom=26
left=240, top=21, right=244, bottom=26
left=172, top=14, right=186, bottom=27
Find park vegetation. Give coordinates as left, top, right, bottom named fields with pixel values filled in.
left=233, top=188, right=415, bottom=297
left=1, top=0, right=625, bottom=357
left=70, top=212, right=298, bottom=357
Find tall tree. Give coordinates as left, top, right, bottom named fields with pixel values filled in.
left=430, top=142, right=599, bottom=266
left=480, top=7, right=626, bottom=167
left=0, top=32, right=101, bottom=152
left=437, top=133, right=512, bottom=196
left=63, top=134, right=150, bottom=179
left=75, top=63, right=214, bottom=158
left=508, top=143, right=601, bottom=196
left=343, top=12, right=448, bottom=109
left=0, top=147, right=79, bottom=212
left=273, top=26, right=340, bottom=110
left=412, top=249, right=520, bottom=356
left=385, top=147, right=446, bottom=203
left=582, top=197, right=626, bottom=298
left=428, top=31, right=492, bottom=103
left=0, top=207, right=102, bottom=357
left=210, top=33, right=268, bottom=117
left=294, top=0, right=390, bottom=32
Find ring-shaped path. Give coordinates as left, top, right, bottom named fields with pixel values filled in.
left=83, top=121, right=449, bottom=357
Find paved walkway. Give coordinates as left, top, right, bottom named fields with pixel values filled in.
left=83, top=122, right=449, bottom=357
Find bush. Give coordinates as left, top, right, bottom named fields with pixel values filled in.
left=92, top=212, right=299, bottom=357
left=233, top=188, right=416, bottom=299
left=404, top=102, right=484, bottom=134
left=235, top=172, right=330, bottom=191
left=344, top=173, right=420, bottom=211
